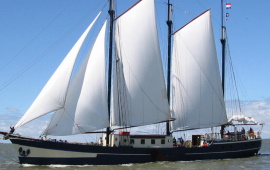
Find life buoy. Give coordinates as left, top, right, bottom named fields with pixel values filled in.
left=184, top=140, right=192, bottom=148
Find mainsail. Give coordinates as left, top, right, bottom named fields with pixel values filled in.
left=15, top=12, right=102, bottom=130
left=171, top=10, right=228, bottom=131
left=112, top=0, right=170, bottom=127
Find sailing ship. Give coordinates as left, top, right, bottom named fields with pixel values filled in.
left=0, top=0, right=263, bottom=165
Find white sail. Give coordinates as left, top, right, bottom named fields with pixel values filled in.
left=171, top=10, right=228, bottom=131
left=15, top=12, right=101, bottom=129
left=44, top=54, right=89, bottom=135
left=45, top=20, right=109, bottom=135
left=112, top=0, right=170, bottom=127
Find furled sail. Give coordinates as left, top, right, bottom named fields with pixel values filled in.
left=15, top=12, right=101, bottom=130
left=112, top=0, right=170, bottom=127
left=45, top=20, right=109, bottom=135
left=228, top=115, right=259, bottom=125
left=171, top=10, right=228, bottom=131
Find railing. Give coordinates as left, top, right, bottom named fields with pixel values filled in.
left=204, top=131, right=261, bottom=142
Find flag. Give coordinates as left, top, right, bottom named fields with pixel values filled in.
left=226, top=3, right=231, bottom=9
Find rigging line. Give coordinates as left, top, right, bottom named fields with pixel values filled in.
left=0, top=2, right=107, bottom=92
left=73, top=124, right=96, bottom=143
left=0, top=0, right=76, bottom=73
left=232, top=73, right=260, bottom=118
left=0, top=30, right=64, bottom=91
left=225, top=60, right=237, bottom=118
left=42, top=110, right=60, bottom=136
left=44, top=108, right=95, bottom=143
left=171, top=1, right=192, bottom=17
left=229, top=65, right=257, bottom=114
left=225, top=33, right=243, bottom=114
left=196, top=0, right=208, bottom=12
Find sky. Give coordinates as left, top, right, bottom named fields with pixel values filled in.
left=0, top=0, right=270, bottom=143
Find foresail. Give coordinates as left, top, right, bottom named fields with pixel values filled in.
left=15, top=12, right=101, bottom=130
left=112, top=0, right=170, bottom=127
left=45, top=20, right=108, bottom=136
left=171, top=10, right=228, bottom=131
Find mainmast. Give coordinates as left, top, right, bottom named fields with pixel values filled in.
left=106, top=0, right=115, bottom=146
left=166, top=0, right=173, bottom=136
left=220, top=0, right=226, bottom=138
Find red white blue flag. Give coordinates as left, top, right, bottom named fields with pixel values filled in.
left=226, top=3, right=232, bottom=9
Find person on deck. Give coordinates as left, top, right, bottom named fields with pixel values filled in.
left=249, top=127, right=255, bottom=139
left=241, top=127, right=245, bottom=134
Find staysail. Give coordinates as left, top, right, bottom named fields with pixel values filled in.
left=112, top=0, right=170, bottom=127
left=45, top=20, right=109, bottom=135
left=15, top=12, right=101, bottom=130
left=171, top=10, right=228, bottom=131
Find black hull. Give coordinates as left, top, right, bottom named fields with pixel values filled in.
left=9, top=136, right=261, bottom=165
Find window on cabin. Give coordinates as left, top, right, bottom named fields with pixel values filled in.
left=151, top=139, right=155, bottom=144
left=161, top=139, right=165, bottom=144
left=141, top=139, right=145, bottom=144
left=130, top=139, right=134, bottom=144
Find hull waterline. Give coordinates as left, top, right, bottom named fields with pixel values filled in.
left=9, top=136, right=261, bottom=165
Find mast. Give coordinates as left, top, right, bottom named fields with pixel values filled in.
left=220, top=0, right=226, bottom=138
left=106, top=0, right=115, bottom=146
left=166, top=0, right=173, bottom=136
left=221, top=0, right=226, bottom=95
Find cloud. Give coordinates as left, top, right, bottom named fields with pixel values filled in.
left=241, top=99, right=270, bottom=123
left=5, top=107, right=21, bottom=114
left=226, top=98, right=270, bottom=139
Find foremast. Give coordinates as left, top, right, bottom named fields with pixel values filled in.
left=166, top=0, right=173, bottom=136
left=106, top=0, right=115, bottom=146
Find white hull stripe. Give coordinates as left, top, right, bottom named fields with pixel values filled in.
left=213, top=139, right=261, bottom=145
left=186, top=147, right=260, bottom=155
left=14, top=144, right=97, bottom=158
left=13, top=144, right=150, bottom=158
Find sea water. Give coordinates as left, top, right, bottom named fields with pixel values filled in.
left=1, top=139, right=269, bottom=170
